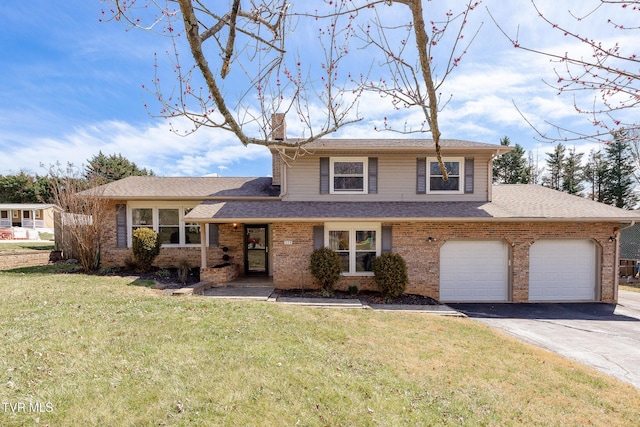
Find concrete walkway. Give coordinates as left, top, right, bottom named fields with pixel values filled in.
left=201, top=285, right=461, bottom=315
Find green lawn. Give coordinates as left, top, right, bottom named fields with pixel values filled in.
left=0, top=241, right=54, bottom=252
left=1, top=267, right=639, bottom=426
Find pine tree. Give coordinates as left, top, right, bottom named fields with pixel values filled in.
left=583, top=149, right=607, bottom=202
left=84, top=152, right=154, bottom=184
left=602, top=134, right=638, bottom=209
left=492, top=136, right=531, bottom=184
left=561, top=147, right=584, bottom=195
left=542, top=143, right=565, bottom=190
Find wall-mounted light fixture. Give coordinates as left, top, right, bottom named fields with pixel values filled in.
left=427, top=236, right=437, bottom=242
left=609, top=236, right=616, bottom=242
left=233, top=223, right=238, bottom=230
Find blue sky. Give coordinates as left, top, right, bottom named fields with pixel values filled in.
left=0, top=1, right=632, bottom=178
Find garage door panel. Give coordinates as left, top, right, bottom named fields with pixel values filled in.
left=440, top=240, right=509, bottom=302
left=529, top=239, right=596, bottom=301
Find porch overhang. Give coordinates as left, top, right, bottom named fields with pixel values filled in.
left=183, top=199, right=640, bottom=224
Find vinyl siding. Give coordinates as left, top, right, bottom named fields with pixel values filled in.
left=283, top=153, right=491, bottom=202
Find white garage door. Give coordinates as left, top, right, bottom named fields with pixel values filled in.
left=440, top=240, right=509, bottom=302
left=529, top=239, right=596, bottom=301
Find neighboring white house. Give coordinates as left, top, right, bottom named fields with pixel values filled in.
left=0, top=203, right=59, bottom=240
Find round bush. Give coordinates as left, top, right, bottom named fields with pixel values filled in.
left=309, top=247, right=342, bottom=291
left=132, top=227, right=161, bottom=271
left=372, top=252, right=408, bottom=299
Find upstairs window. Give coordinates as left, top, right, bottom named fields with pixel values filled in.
left=330, top=157, right=367, bottom=194
left=427, top=157, right=464, bottom=194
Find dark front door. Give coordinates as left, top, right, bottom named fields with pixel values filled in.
left=245, top=225, right=268, bottom=275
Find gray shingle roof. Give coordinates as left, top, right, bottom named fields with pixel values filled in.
left=95, top=176, right=279, bottom=199
left=271, top=138, right=510, bottom=152
left=184, top=185, right=640, bottom=222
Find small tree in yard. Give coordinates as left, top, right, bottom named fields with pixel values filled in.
left=132, top=228, right=161, bottom=272
left=372, top=253, right=408, bottom=300
left=309, top=247, right=342, bottom=294
left=48, top=163, right=111, bottom=272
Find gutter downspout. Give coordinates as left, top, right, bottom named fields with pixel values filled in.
left=614, top=221, right=635, bottom=303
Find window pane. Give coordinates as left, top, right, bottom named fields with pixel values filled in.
left=159, top=209, right=179, bottom=225
left=356, top=252, right=376, bottom=272
left=445, top=161, right=460, bottom=175
left=184, top=224, right=201, bottom=244
left=430, top=177, right=460, bottom=191
left=337, top=252, right=349, bottom=273
left=430, top=161, right=460, bottom=177
left=333, top=177, right=364, bottom=191
left=334, top=161, right=363, bottom=175
left=329, top=231, right=349, bottom=251
left=430, top=161, right=443, bottom=176
left=159, top=227, right=180, bottom=244
left=356, top=231, right=376, bottom=250
left=132, top=208, right=153, bottom=226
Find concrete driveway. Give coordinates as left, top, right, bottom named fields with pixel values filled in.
left=450, top=290, right=640, bottom=389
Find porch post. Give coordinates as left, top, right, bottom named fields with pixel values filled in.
left=200, top=223, right=207, bottom=269
left=32, top=210, right=36, bottom=228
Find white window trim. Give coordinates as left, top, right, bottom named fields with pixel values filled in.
left=329, top=157, right=368, bottom=194
left=427, top=157, right=464, bottom=194
left=325, top=222, right=381, bottom=276
left=127, top=202, right=205, bottom=248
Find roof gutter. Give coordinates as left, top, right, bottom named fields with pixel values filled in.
left=185, top=216, right=640, bottom=224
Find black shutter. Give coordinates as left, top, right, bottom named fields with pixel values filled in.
left=115, top=204, right=127, bottom=248
left=320, top=157, right=330, bottom=194
left=464, top=158, right=474, bottom=194
left=368, top=157, right=378, bottom=194
left=381, top=226, right=392, bottom=253
left=416, top=158, right=427, bottom=194
left=208, top=224, right=219, bottom=247
left=313, top=226, right=324, bottom=249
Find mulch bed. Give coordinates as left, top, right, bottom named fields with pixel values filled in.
left=278, top=289, right=440, bottom=305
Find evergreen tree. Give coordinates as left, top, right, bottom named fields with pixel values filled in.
left=0, top=172, right=54, bottom=203
left=583, top=149, right=607, bottom=202
left=561, top=147, right=584, bottom=195
left=603, top=134, right=638, bottom=209
left=84, top=152, right=154, bottom=184
left=492, top=136, right=531, bottom=184
left=542, top=143, right=565, bottom=190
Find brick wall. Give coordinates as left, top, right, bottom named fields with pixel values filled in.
left=100, top=201, right=245, bottom=272
left=270, top=221, right=618, bottom=303
left=0, top=251, right=52, bottom=270
left=99, top=200, right=619, bottom=303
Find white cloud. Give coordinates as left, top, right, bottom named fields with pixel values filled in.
left=1, top=118, right=272, bottom=177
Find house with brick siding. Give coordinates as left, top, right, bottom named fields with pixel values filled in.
left=94, top=118, right=640, bottom=303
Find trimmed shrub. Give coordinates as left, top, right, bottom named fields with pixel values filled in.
left=372, top=252, right=408, bottom=299
left=132, top=228, right=161, bottom=272
left=309, top=247, right=342, bottom=292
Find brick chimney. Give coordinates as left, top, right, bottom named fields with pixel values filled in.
left=271, top=113, right=286, bottom=141
left=270, top=114, right=286, bottom=187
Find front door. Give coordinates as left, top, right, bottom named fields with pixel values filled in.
left=245, top=225, right=268, bottom=275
